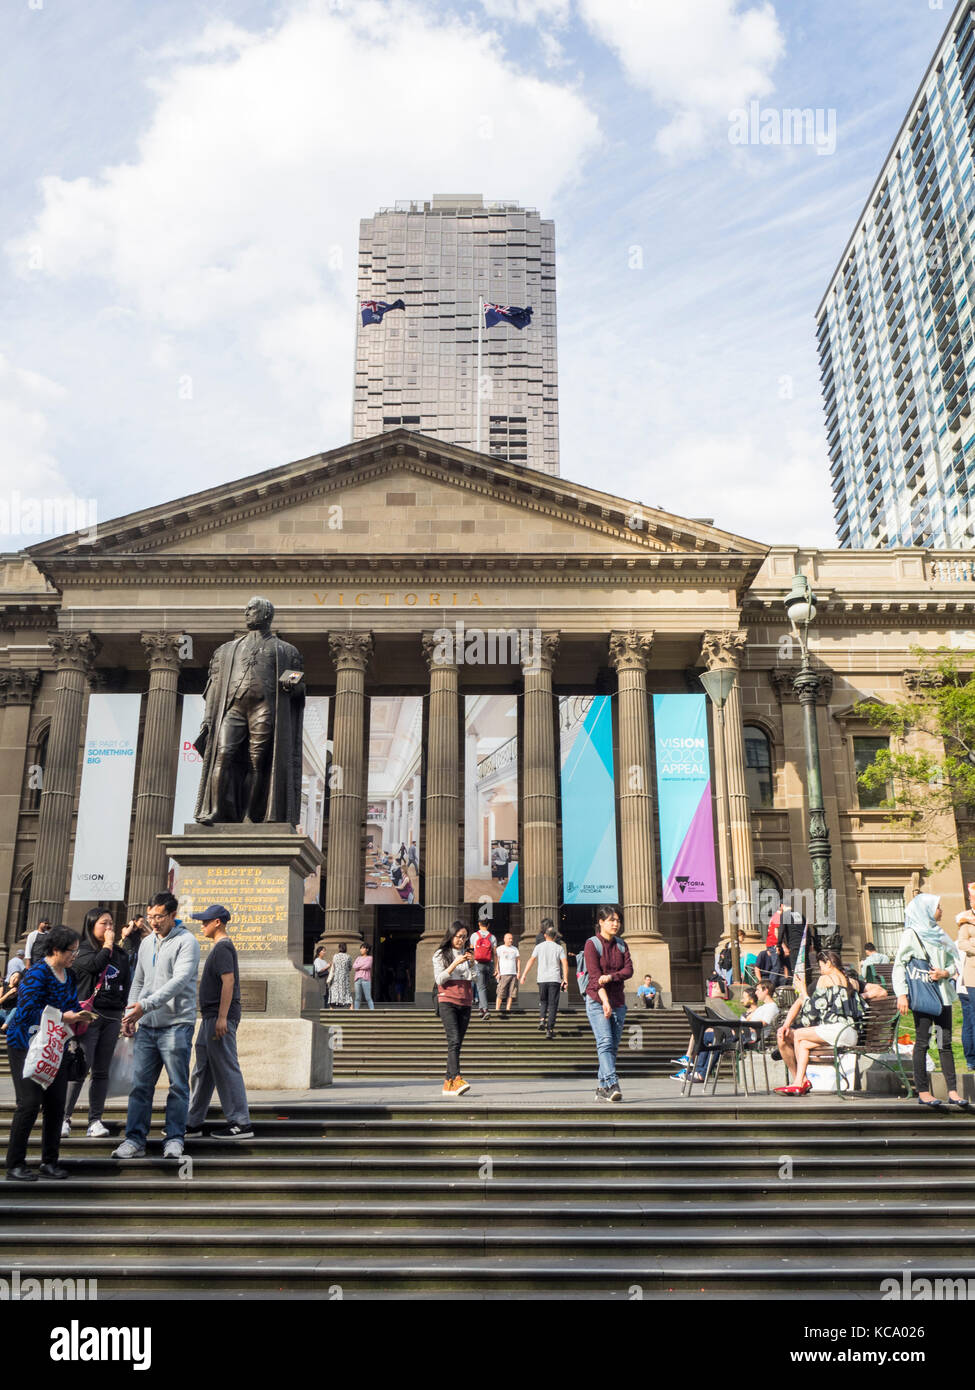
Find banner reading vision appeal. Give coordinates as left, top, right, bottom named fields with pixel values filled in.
left=559, top=695, right=619, bottom=903
left=653, top=693, right=718, bottom=903
left=70, top=693, right=142, bottom=901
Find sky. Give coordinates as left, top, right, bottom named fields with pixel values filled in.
left=0, top=0, right=961, bottom=550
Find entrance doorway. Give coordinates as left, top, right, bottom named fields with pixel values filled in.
left=374, top=906, right=423, bottom=1002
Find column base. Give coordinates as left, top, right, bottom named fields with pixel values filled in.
left=235, top=1016, right=334, bottom=1090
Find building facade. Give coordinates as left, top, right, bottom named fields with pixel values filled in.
left=2, top=430, right=974, bottom=1000
left=818, top=0, right=975, bottom=551
left=353, top=195, right=559, bottom=474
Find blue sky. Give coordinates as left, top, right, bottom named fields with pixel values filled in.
left=0, top=0, right=959, bottom=549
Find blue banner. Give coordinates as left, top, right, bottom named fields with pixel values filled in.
left=559, top=695, right=619, bottom=903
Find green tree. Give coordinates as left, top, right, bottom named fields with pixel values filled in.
left=855, top=646, right=975, bottom=870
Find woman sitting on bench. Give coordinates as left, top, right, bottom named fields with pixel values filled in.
left=774, top=950, right=864, bottom=1096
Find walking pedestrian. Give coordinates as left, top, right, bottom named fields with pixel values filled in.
left=328, top=943, right=353, bottom=1008
left=777, top=909, right=818, bottom=991
left=495, top=932, right=520, bottom=1016
left=434, top=922, right=475, bottom=1097
left=112, top=892, right=200, bottom=1160
left=470, top=920, right=497, bottom=1020
left=61, top=908, right=131, bottom=1139
left=353, top=943, right=375, bottom=1010
left=184, top=905, right=253, bottom=1140
left=893, top=893, right=970, bottom=1110
left=520, top=924, right=568, bottom=1039
left=580, top=906, right=633, bottom=1102
left=5, top=926, right=89, bottom=1182
left=24, top=919, right=51, bottom=968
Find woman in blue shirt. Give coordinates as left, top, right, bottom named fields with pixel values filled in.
left=5, top=926, right=87, bottom=1182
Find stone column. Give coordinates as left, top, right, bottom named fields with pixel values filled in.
left=416, top=632, right=460, bottom=997
left=701, top=630, right=759, bottom=944
left=29, top=632, right=100, bottom=925
left=608, top=631, right=670, bottom=992
left=127, top=633, right=184, bottom=917
left=521, top=632, right=559, bottom=938
left=0, top=670, right=40, bottom=944
left=322, top=632, right=372, bottom=951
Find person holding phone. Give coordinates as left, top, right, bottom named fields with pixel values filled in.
left=61, top=908, right=131, bottom=1139
left=434, top=922, right=476, bottom=1096
left=5, top=926, right=92, bottom=1182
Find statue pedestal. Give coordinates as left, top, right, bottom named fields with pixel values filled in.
left=159, top=824, right=332, bottom=1090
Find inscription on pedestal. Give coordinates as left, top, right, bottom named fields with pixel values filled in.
left=177, top=865, right=289, bottom=956
left=239, top=979, right=268, bottom=1013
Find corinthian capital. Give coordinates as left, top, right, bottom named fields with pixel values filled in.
left=328, top=631, right=373, bottom=673
left=522, top=631, right=560, bottom=674
left=608, top=631, right=654, bottom=672
left=701, top=629, right=747, bottom=671
left=421, top=630, right=459, bottom=671
left=140, top=632, right=186, bottom=673
left=47, top=631, right=100, bottom=676
left=0, top=669, right=40, bottom=707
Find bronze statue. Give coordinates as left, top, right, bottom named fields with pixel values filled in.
left=193, top=596, right=304, bottom=825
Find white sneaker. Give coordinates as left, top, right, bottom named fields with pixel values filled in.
left=112, top=1139, right=146, bottom=1159
left=86, top=1121, right=109, bottom=1138
left=60, top=1120, right=71, bottom=1139
left=163, top=1138, right=184, bottom=1159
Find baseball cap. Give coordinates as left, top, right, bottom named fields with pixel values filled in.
left=190, top=904, right=231, bottom=923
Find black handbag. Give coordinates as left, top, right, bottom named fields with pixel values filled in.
left=431, top=987, right=440, bottom=1018
left=63, top=1037, right=88, bottom=1083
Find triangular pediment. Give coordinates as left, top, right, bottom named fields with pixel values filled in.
left=26, top=430, right=767, bottom=566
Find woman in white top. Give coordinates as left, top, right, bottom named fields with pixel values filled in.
left=892, top=893, right=969, bottom=1110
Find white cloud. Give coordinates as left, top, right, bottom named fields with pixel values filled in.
left=477, top=0, right=570, bottom=24
left=0, top=353, right=72, bottom=543
left=7, top=0, right=599, bottom=412
left=577, top=0, right=785, bottom=158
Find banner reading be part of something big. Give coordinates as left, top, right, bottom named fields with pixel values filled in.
left=653, top=693, right=718, bottom=903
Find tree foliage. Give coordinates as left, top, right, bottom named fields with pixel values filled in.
left=855, top=646, right=975, bottom=869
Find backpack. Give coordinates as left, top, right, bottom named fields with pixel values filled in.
left=29, top=931, right=51, bottom=966
left=718, top=946, right=732, bottom=972
left=473, top=931, right=494, bottom=963
left=576, top=935, right=628, bottom=996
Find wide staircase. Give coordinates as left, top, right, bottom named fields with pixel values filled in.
left=322, top=1005, right=691, bottom=1079
left=3, top=1097, right=975, bottom=1297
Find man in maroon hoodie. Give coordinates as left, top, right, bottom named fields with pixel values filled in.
left=582, top=905, right=633, bottom=1102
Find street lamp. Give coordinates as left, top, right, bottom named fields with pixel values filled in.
left=700, top=666, right=741, bottom=984
left=783, top=574, right=836, bottom=950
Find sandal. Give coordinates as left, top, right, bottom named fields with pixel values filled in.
left=774, top=1082, right=811, bottom=1095
left=917, top=1096, right=945, bottom=1109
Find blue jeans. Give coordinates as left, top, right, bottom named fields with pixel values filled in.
left=961, top=991, right=975, bottom=1068
left=125, top=1023, right=193, bottom=1147
left=475, top=962, right=492, bottom=1011
left=585, top=997, right=626, bottom=1088
left=354, top=979, right=374, bottom=1010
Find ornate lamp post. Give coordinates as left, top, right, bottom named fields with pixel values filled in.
left=783, top=575, right=836, bottom=951
left=700, top=666, right=741, bottom=983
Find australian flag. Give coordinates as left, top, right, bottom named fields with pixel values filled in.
left=361, top=298, right=406, bottom=326
left=484, top=302, right=533, bottom=330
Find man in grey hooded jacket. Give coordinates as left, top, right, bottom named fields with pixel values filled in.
left=112, top=892, right=200, bottom=1160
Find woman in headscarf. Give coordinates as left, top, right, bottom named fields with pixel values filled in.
left=893, top=893, right=969, bottom=1110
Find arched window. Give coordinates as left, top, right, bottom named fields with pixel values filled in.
left=756, top=870, right=782, bottom=935
left=743, top=725, right=774, bottom=809
left=15, top=870, right=32, bottom=944
left=26, top=725, right=48, bottom=811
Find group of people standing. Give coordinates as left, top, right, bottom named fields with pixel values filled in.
left=4, top=892, right=255, bottom=1183
left=433, top=905, right=633, bottom=1100
left=312, top=942, right=375, bottom=1009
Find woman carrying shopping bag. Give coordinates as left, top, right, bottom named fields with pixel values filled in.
left=4, top=927, right=91, bottom=1182
left=893, top=893, right=970, bottom=1111
left=61, top=908, right=131, bottom=1139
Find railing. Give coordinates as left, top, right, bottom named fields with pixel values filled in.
left=477, top=736, right=517, bottom=779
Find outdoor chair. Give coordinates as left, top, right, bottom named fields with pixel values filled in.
left=682, top=1005, right=747, bottom=1095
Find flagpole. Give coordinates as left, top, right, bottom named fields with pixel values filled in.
left=476, top=295, right=484, bottom=454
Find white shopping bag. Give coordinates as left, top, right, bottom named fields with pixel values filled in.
left=106, top=1032, right=136, bottom=1099
left=22, top=1005, right=69, bottom=1089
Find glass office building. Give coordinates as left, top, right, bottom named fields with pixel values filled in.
left=818, top=0, right=975, bottom=549
left=352, top=195, right=559, bottom=475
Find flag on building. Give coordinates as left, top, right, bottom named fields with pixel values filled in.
left=484, top=303, right=533, bottom=330
left=361, top=298, right=406, bottom=326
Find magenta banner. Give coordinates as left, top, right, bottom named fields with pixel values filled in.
left=653, top=693, right=718, bottom=903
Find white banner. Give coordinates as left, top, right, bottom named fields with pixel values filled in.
left=69, top=694, right=142, bottom=901
left=171, top=694, right=205, bottom=837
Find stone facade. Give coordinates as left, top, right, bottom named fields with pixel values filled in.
left=2, top=430, right=973, bottom=999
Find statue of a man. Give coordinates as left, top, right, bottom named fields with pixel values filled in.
left=193, top=596, right=305, bottom=825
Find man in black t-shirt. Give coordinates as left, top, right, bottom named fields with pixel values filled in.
left=184, top=905, right=253, bottom=1139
